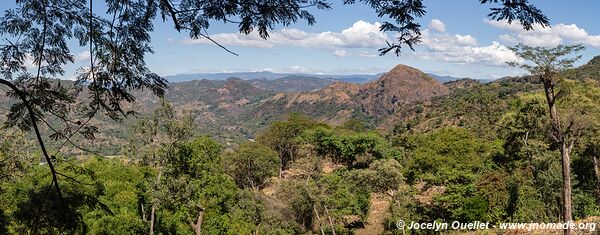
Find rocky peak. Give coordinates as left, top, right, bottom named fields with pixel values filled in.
left=358, top=64, right=449, bottom=115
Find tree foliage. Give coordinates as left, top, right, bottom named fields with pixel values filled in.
left=222, top=142, right=279, bottom=190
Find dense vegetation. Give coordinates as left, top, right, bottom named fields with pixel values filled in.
left=5, top=0, right=591, bottom=234
left=2, top=69, right=600, bottom=234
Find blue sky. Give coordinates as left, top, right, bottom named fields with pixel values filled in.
left=3, top=1, right=600, bottom=80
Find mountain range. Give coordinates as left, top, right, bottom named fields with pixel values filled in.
left=127, top=64, right=456, bottom=146
left=3, top=56, right=600, bottom=155
left=163, top=71, right=385, bottom=84
left=163, top=71, right=471, bottom=93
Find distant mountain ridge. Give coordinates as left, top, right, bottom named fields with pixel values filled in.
left=165, top=71, right=470, bottom=84
left=163, top=71, right=471, bottom=93
left=164, top=71, right=384, bottom=84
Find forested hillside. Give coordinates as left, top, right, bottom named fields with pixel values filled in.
left=2, top=56, right=600, bottom=234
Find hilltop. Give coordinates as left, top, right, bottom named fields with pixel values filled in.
left=359, top=64, right=450, bottom=116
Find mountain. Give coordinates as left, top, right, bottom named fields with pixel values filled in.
left=250, top=75, right=336, bottom=92
left=359, top=65, right=450, bottom=115
left=164, top=71, right=474, bottom=93
left=164, top=72, right=383, bottom=84
left=249, top=65, right=450, bottom=125
left=164, top=71, right=281, bottom=82
left=132, top=77, right=275, bottom=122
left=569, top=55, right=600, bottom=80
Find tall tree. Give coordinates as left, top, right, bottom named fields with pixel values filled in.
left=126, top=99, right=195, bottom=235
left=509, top=44, right=586, bottom=235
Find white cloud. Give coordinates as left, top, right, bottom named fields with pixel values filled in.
left=275, top=65, right=324, bottom=74
left=454, top=34, right=478, bottom=46
left=414, top=21, right=521, bottom=66
left=333, top=49, right=376, bottom=58
left=357, top=51, right=377, bottom=58
left=180, top=19, right=522, bottom=66
left=23, top=54, right=37, bottom=70
left=429, top=19, right=446, bottom=33
left=186, top=66, right=387, bottom=76
left=486, top=19, right=600, bottom=47
left=181, top=20, right=389, bottom=50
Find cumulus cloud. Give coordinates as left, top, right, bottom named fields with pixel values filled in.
left=429, top=19, right=446, bottom=32
left=180, top=19, right=522, bottom=66
left=414, top=19, right=521, bottom=66
left=486, top=19, right=600, bottom=47
left=181, top=20, right=389, bottom=50
left=416, top=40, right=522, bottom=66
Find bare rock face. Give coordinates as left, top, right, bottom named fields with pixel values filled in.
left=358, top=64, right=449, bottom=115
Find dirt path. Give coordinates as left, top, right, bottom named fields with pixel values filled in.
left=355, top=193, right=391, bottom=235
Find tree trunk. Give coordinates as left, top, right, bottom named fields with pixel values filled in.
left=542, top=80, right=572, bottom=235
left=313, top=205, right=325, bottom=235
left=150, top=171, right=162, bottom=235
left=254, top=224, right=261, bottom=235
left=593, top=155, right=600, bottom=202
left=190, top=209, right=204, bottom=235
left=141, top=202, right=147, bottom=221
left=561, top=143, right=573, bottom=235
left=150, top=203, right=157, bottom=235
left=323, top=205, right=336, bottom=235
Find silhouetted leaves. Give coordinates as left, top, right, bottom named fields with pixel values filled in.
left=481, top=0, right=549, bottom=30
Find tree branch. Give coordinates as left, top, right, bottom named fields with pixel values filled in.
left=0, top=78, right=63, bottom=200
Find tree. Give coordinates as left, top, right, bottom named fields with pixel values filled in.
left=302, top=127, right=392, bottom=168
left=497, top=94, right=548, bottom=168
left=580, top=132, right=600, bottom=202
left=125, top=99, right=195, bottom=235
left=222, top=142, right=280, bottom=190
left=509, top=44, right=591, bottom=235
left=0, top=130, right=33, bottom=183
left=165, top=137, right=238, bottom=235
left=257, top=113, right=318, bottom=177
left=353, top=159, right=404, bottom=199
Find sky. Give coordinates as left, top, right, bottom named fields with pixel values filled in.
left=3, top=1, right=600, bottom=80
